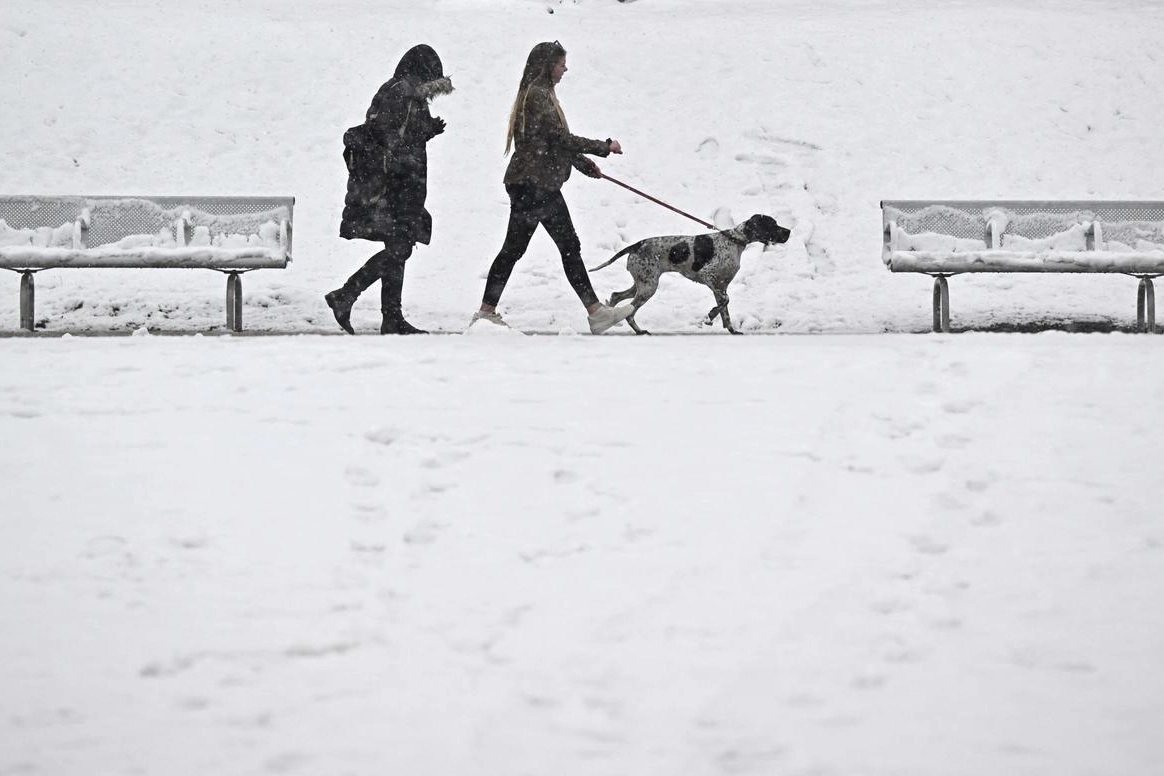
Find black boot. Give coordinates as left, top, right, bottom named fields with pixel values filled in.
left=380, top=257, right=427, bottom=334
left=324, top=289, right=356, bottom=334
left=381, top=314, right=428, bottom=335
left=325, top=254, right=387, bottom=334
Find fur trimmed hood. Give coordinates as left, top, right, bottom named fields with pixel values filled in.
left=393, top=44, right=454, bottom=101
left=415, top=75, right=454, bottom=101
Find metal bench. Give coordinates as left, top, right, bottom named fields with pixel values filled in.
left=881, top=200, right=1164, bottom=332
left=0, top=194, right=294, bottom=332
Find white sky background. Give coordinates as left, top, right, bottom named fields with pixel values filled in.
left=1, top=1, right=1163, bottom=775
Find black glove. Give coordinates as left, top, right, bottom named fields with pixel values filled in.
left=430, top=116, right=446, bottom=138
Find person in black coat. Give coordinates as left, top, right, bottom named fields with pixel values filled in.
left=325, top=44, right=453, bottom=334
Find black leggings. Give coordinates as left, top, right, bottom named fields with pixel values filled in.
left=357, top=236, right=414, bottom=285
left=482, top=185, right=599, bottom=308
left=340, top=235, right=414, bottom=311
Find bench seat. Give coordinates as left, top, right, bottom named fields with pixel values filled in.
left=885, top=250, right=1164, bottom=275
left=0, top=245, right=287, bottom=270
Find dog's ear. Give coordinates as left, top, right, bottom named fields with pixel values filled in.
left=741, top=214, right=764, bottom=242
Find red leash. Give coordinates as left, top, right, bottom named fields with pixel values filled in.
left=600, top=173, right=714, bottom=230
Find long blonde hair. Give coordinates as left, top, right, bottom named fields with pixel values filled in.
left=505, top=41, right=569, bottom=154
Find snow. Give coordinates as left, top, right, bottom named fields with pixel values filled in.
left=4, top=335, right=1164, bottom=776
left=1002, top=224, right=1090, bottom=252
left=0, top=245, right=287, bottom=269
left=885, top=249, right=1164, bottom=274
left=887, top=224, right=988, bottom=254
left=0, top=220, right=77, bottom=249
left=3, top=0, right=1164, bottom=774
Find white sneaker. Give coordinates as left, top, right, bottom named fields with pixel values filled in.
left=587, top=303, right=634, bottom=334
left=470, top=310, right=509, bottom=328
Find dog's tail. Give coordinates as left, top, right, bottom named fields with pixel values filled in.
left=588, top=241, right=641, bottom=273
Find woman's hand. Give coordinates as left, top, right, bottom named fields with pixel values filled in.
left=609, top=139, right=623, bottom=154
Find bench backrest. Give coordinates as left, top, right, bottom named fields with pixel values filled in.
left=0, top=195, right=294, bottom=267
left=883, top=200, right=1164, bottom=254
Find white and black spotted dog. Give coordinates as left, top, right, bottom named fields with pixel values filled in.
left=588, top=214, right=791, bottom=334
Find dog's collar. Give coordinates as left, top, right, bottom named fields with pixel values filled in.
left=720, top=229, right=749, bottom=247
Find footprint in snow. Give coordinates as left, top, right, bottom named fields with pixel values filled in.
left=920, top=610, right=964, bottom=630
left=870, top=596, right=912, bottom=615
left=403, top=520, right=445, bottom=545
left=350, top=502, right=388, bottom=523
left=935, top=433, right=971, bottom=449
left=965, top=477, right=994, bottom=493
left=364, top=428, right=398, bottom=446
left=901, top=455, right=945, bottom=474
left=942, top=399, right=981, bottom=415
left=82, top=535, right=128, bottom=558
left=263, top=751, right=312, bottom=773
left=734, top=152, right=788, bottom=167
left=932, top=491, right=966, bottom=511
left=783, top=692, right=824, bottom=709
left=169, top=535, right=210, bottom=550
left=882, top=642, right=929, bottom=665
left=970, top=510, right=1002, bottom=527
left=714, top=745, right=787, bottom=773
left=345, top=466, right=379, bottom=487
left=909, top=535, right=949, bottom=555
left=851, top=670, right=887, bottom=690
left=712, top=206, right=734, bottom=229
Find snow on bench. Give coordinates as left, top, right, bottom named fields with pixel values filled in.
left=881, top=200, right=1164, bottom=332
left=0, top=194, right=294, bottom=332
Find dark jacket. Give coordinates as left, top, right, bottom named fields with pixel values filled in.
left=340, top=45, right=453, bottom=244
left=504, top=85, right=611, bottom=192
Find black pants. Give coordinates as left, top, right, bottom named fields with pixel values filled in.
left=482, top=185, right=599, bottom=308
left=340, top=235, right=414, bottom=313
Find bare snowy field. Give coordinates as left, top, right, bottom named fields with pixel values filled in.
left=4, top=335, right=1164, bottom=775
left=2, top=0, right=1164, bottom=774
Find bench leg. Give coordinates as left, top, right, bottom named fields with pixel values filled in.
left=1137, top=280, right=1145, bottom=329
left=20, top=271, right=35, bottom=331
left=1143, top=278, right=1156, bottom=333
left=932, top=276, right=950, bottom=333
left=225, top=271, right=242, bottom=332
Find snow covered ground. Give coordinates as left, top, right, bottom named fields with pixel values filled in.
left=4, top=334, right=1164, bottom=775
left=2, top=1, right=1164, bottom=774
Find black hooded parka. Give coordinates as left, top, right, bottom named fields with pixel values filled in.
left=340, top=45, right=452, bottom=245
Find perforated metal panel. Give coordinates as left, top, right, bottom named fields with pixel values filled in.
left=0, top=195, right=294, bottom=251
left=0, top=197, right=84, bottom=228
left=884, top=202, right=985, bottom=240
left=883, top=200, right=1164, bottom=243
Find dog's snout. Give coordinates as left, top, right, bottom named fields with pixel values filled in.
left=761, top=224, right=792, bottom=245
left=750, top=214, right=792, bottom=246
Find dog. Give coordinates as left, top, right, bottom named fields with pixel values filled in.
left=588, top=214, right=791, bottom=334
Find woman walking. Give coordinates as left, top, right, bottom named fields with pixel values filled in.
left=326, top=44, right=453, bottom=334
left=472, top=41, right=633, bottom=334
